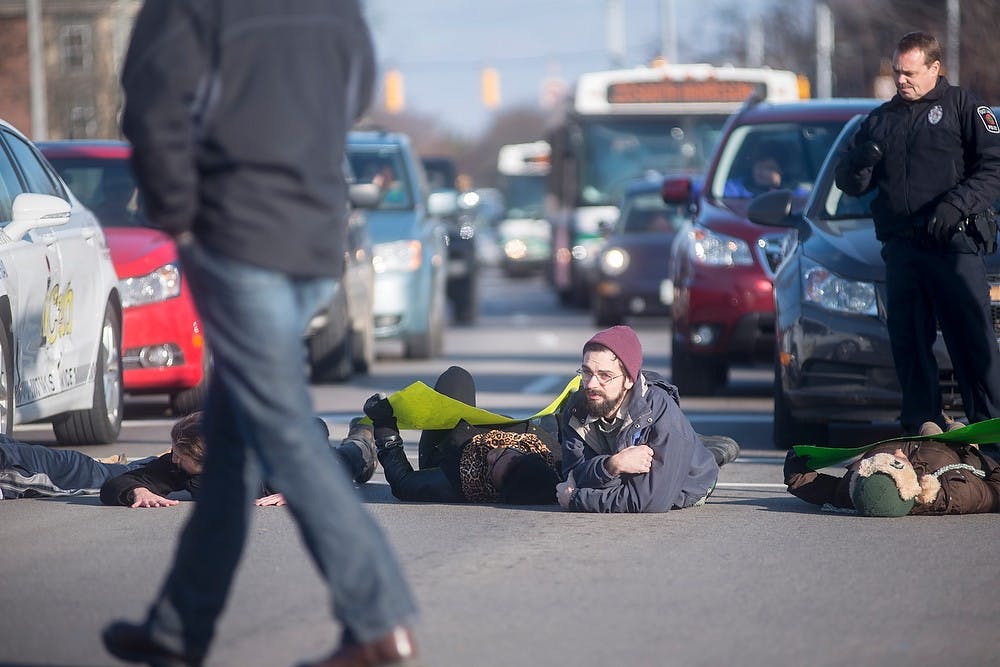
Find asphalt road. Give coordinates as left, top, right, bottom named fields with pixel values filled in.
left=1, top=268, right=996, bottom=667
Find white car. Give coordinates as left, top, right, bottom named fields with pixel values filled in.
left=0, top=119, right=123, bottom=444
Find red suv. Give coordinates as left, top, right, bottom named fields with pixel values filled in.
left=662, top=99, right=878, bottom=395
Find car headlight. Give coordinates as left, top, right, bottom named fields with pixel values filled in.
left=373, top=239, right=422, bottom=273
left=504, top=239, right=528, bottom=260
left=688, top=227, right=753, bottom=266
left=802, top=258, right=877, bottom=316
left=600, top=247, right=629, bottom=276
left=119, top=263, right=181, bottom=308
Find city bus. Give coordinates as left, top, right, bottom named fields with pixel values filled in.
left=495, top=140, right=551, bottom=277
left=547, top=62, right=806, bottom=306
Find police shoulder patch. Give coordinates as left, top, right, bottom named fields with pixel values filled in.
left=978, top=106, right=1000, bottom=134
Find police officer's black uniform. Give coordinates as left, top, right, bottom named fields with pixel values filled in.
left=836, top=76, right=1000, bottom=433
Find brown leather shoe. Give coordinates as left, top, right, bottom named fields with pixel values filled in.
left=302, top=627, right=419, bottom=667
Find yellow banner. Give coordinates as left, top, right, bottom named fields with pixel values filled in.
left=361, top=375, right=580, bottom=430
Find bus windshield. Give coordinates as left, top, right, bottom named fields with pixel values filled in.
left=579, top=116, right=725, bottom=206
left=501, top=174, right=546, bottom=219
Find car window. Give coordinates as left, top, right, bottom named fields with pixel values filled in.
left=710, top=121, right=845, bottom=200
left=346, top=147, right=414, bottom=210
left=620, top=192, right=685, bottom=233
left=45, top=156, right=143, bottom=227
left=2, top=130, right=63, bottom=198
left=0, top=141, right=24, bottom=223
left=820, top=185, right=877, bottom=220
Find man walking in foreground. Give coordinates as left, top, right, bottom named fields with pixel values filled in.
left=102, top=2, right=419, bottom=666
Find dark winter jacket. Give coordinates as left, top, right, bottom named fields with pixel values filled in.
left=100, top=454, right=202, bottom=507
left=121, top=0, right=376, bottom=277
left=784, top=441, right=1000, bottom=515
left=379, top=419, right=560, bottom=503
left=560, top=371, right=718, bottom=513
left=835, top=77, right=1000, bottom=244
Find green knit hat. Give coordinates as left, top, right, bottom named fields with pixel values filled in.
left=851, top=472, right=916, bottom=517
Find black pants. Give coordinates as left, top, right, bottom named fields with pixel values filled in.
left=417, top=365, right=476, bottom=469
left=883, top=237, right=1000, bottom=431
left=378, top=366, right=475, bottom=503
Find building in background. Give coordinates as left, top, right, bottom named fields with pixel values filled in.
left=0, top=0, right=138, bottom=140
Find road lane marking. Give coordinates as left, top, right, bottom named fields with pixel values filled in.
left=522, top=375, right=563, bottom=394
left=687, top=413, right=773, bottom=423
left=716, top=482, right=786, bottom=489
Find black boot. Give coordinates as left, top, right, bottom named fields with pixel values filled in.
left=341, top=418, right=377, bottom=484
left=698, top=433, right=740, bottom=467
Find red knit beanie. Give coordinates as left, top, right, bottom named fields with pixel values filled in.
left=585, top=325, right=643, bottom=382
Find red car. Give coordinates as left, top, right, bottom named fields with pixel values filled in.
left=662, top=99, right=878, bottom=395
left=39, top=141, right=208, bottom=414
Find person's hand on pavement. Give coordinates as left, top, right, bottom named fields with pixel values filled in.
left=556, top=471, right=576, bottom=509
left=130, top=487, right=179, bottom=508
left=255, top=493, right=287, bottom=507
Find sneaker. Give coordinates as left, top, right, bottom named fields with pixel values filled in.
left=346, top=417, right=378, bottom=484
left=697, top=433, right=740, bottom=467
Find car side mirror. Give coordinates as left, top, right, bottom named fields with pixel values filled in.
left=348, top=183, right=381, bottom=209
left=747, top=189, right=796, bottom=227
left=427, top=190, right=459, bottom=217
left=661, top=177, right=692, bottom=204
left=6, top=193, right=71, bottom=241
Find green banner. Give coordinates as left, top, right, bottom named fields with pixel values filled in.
left=792, top=418, right=1000, bottom=470
left=359, top=375, right=581, bottom=431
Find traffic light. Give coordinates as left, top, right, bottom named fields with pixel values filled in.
left=481, top=67, right=500, bottom=109
left=385, top=69, right=404, bottom=113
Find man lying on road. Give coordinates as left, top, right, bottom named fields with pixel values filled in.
left=556, top=325, right=740, bottom=513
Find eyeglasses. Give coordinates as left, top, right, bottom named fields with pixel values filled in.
left=577, top=367, right=623, bottom=386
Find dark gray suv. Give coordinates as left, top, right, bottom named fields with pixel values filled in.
left=749, top=114, right=1000, bottom=448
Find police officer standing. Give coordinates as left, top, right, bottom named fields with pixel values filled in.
left=836, top=31, right=1000, bottom=435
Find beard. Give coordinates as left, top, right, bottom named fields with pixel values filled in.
left=584, top=385, right=626, bottom=419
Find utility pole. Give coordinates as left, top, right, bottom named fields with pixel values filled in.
left=946, top=0, right=960, bottom=85
left=747, top=15, right=764, bottom=67
left=27, top=0, right=48, bottom=140
left=659, top=0, right=677, bottom=63
left=606, top=0, right=625, bottom=69
left=815, top=2, right=834, bottom=99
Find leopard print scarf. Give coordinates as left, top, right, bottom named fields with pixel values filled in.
left=459, top=429, right=557, bottom=502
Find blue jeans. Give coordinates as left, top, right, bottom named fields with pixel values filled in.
left=0, top=435, right=150, bottom=498
left=145, top=242, right=416, bottom=659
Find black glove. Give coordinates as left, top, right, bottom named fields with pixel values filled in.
left=848, top=140, right=883, bottom=169
left=782, top=450, right=809, bottom=484
left=927, top=201, right=963, bottom=242
left=363, top=393, right=399, bottom=442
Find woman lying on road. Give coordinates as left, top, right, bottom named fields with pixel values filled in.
left=1, top=412, right=376, bottom=507
left=256, top=365, right=564, bottom=508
